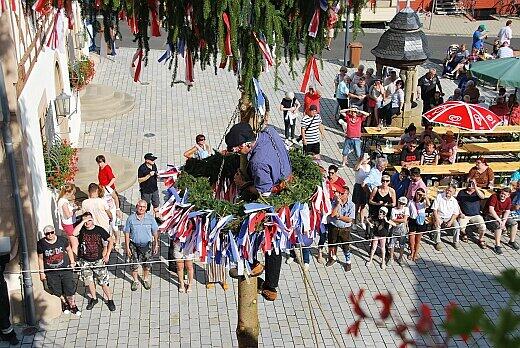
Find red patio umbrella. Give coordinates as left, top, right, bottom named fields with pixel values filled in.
left=422, top=101, right=502, bottom=131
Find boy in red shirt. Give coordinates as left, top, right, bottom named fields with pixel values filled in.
left=96, top=155, right=116, bottom=190
left=484, top=188, right=519, bottom=254
left=339, top=106, right=369, bottom=166
left=304, top=85, right=321, bottom=115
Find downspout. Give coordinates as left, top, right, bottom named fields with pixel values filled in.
left=0, top=63, right=37, bottom=326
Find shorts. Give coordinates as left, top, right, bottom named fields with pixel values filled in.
left=389, top=225, right=406, bottom=249
left=172, top=242, right=194, bottom=261
left=303, top=142, right=320, bottom=156
left=352, top=183, right=368, bottom=206
left=46, top=270, right=76, bottom=297
left=129, top=241, right=152, bottom=272
left=141, top=191, right=160, bottom=210
left=327, top=225, right=351, bottom=251
left=408, top=218, right=427, bottom=233
left=62, top=224, right=74, bottom=236
left=484, top=216, right=517, bottom=231
left=78, top=259, right=110, bottom=286
left=342, top=138, right=362, bottom=158
left=327, top=28, right=335, bottom=38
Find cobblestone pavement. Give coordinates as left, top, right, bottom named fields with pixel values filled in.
left=10, top=48, right=519, bottom=348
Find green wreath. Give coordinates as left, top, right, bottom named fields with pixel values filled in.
left=176, top=149, right=323, bottom=218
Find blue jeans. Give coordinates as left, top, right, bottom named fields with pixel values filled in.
left=342, top=138, right=362, bottom=158
left=289, top=248, right=311, bottom=264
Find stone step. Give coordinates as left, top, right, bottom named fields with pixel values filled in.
left=80, top=84, right=135, bottom=121
left=80, top=84, right=116, bottom=106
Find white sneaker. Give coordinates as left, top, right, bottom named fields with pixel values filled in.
left=366, top=260, right=372, bottom=267
left=291, top=138, right=298, bottom=144
left=303, top=263, right=309, bottom=271
left=381, top=262, right=387, bottom=270
left=286, top=257, right=295, bottom=265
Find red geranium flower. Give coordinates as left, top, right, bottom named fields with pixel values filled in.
left=346, top=319, right=362, bottom=337
left=374, top=293, right=393, bottom=320
left=349, top=289, right=367, bottom=318
left=415, top=304, right=433, bottom=335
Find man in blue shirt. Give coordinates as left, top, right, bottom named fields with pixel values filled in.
left=363, top=157, right=388, bottom=192
left=472, top=24, right=488, bottom=51
left=225, top=122, right=292, bottom=301
left=326, top=185, right=356, bottom=271
left=391, top=168, right=410, bottom=199
left=124, top=199, right=159, bottom=291
left=225, top=122, right=292, bottom=200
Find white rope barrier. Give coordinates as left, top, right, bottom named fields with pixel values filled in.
left=5, top=217, right=518, bottom=275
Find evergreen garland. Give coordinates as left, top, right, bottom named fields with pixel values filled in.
left=176, top=150, right=323, bottom=218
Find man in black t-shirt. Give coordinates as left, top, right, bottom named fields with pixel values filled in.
left=400, top=140, right=421, bottom=168
left=73, top=212, right=115, bottom=311
left=138, top=153, right=160, bottom=212
left=37, top=225, right=80, bottom=316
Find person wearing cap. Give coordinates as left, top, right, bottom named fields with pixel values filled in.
left=138, top=153, right=160, bottom=212
left=37, top=225, right=80, bottom=316
left=432, top=184, right=461, bottom=250
left=304, top=85, right=321, bottom=115
left=366, top=206, right=395, bottom=269
left=326, top=185, right=355, bottom=271
left=225, top=122, right=291, bottom=301
left=438, top=131, right=458, bottom=164
left=472, top=24, right=488, bottom=52
left=301, top=104, right=324, bottom=159
left=279, top=91, right=301, bottom=143
left=389, top=197, right=409, bottom=265
left=339, top=106, right=368, bottom=166
left=225, top=122, right=291, bottom=198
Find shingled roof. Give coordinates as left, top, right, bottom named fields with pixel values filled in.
left=371, top=7, right=429, bottom=67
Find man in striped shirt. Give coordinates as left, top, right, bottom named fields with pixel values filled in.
left=301, top=104, right=324, bottom=159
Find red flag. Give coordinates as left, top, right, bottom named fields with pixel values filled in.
left=150, top=9, right=160, bottom=37
left=132, top=49, right=143, bottom=82
left=185, top=50, right=194, bottom=86
left=222, top=12, right=232, bottom=56
left=308, top=7, right=320, bottom=38
left=46, top=12, right=60, bottom=50
left=253, top=32, right=273, bottom=67
left=300, top=55, right=322, bottom=93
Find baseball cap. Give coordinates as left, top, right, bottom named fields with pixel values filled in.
left=478, top=24, right=487, bottom=31
left=379, top=206, right=388, bottom=214
left=144, top=153, right=157, bottom=161
left=398, top=197, right=408, bottom=205
left=225, top=123, right=256, bottom=152
left=446, top=130, right=454, bottom=136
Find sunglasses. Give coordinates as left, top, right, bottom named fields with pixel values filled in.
left=45, top=230, right=55, bottom=236
left=382, top=179, right=390, bottom=182
left=198, top=138, right=206, bottom=142
left=328, top=171, right=336, bottom=175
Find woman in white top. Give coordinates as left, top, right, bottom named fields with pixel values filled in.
left=57, top=184, right=78, bottom=255
left=407, top=188, right=430, bottom=261
left=352, top=153, right=371, bottom=228
left=183, top=134, right=211, bottom=161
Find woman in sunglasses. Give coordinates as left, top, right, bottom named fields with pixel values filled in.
left=183, top=134, right=211, bottom=160
left=368, top=174, right=396, bottom=221
left=37, top=225, right=80, bottom=316
left=366, top=207, right=396, bottom=269
left=408, top=188, right=430, bottom=261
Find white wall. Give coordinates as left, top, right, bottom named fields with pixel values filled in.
left=17, top=33, right=79, bottom=233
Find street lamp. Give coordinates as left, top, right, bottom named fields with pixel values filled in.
left=54, top=92, right=71, bottom=118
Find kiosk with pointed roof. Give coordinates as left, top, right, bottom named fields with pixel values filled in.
left=371, top=5, right=430, bottom=126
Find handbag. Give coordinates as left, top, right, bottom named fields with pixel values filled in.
left=297, top=114, right=317, bottom=142
left=285, top=99, right=300, bottom=125
left=415, top=202, right=426, bottom=226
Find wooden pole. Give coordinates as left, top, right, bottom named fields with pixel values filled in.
left=236, top=95, right=260, bottom=348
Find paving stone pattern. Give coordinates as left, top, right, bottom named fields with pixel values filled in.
left=11, top=48, right=519, bottom=347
